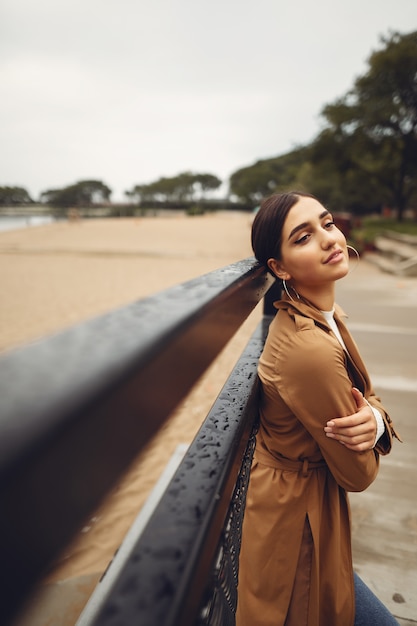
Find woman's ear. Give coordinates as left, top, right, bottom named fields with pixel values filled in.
left=267, top=258, right=291, bottom=280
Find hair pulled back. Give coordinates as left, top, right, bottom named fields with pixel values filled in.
left=251, top=191, right=317, bottom=269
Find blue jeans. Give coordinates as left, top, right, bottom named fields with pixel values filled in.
left=354, top=572, right=400, bottom=626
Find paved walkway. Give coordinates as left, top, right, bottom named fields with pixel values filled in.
left=337, top=258, right=417, bottom=625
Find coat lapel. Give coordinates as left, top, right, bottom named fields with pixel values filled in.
left=274, top=297, right=371, bottom=395
left=333, top=309, right=370, bottom=394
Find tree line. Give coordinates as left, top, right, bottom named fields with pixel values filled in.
left=1, top=30, right=416, bottom=220
left=230, top=30, right=417, bottom=221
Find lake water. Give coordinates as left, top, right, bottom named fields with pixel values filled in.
left=0, top=215, right=58, bottom=232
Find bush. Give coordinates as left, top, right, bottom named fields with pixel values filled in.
left=186, top=205, right=205, bottom=216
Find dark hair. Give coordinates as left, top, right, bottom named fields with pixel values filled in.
left=251, top=191, right=317, bottom=267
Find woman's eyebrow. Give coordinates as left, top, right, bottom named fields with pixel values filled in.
left=288, top=210, right=330, bottom=240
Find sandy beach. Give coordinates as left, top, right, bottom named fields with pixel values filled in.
left=0, top=212, right=258, bottom=352
left=1, top=212, right=263, bottom=624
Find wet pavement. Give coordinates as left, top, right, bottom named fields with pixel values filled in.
left=336, top=259, right=417, bottom=625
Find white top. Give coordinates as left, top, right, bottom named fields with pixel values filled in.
left=321, top=308, right=385, bottom=446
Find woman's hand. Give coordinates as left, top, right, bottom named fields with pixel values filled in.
left=324, top=388, right=377, bottom=452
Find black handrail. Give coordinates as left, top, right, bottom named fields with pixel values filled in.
left=0, top=258, right=275, bottom=623
left=81, top=316, right=273, bottom=626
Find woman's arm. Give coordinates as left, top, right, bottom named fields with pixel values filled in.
left=275, top=333, right=381, bottom=492
left=325, top=388, right=401, bottom=453
left=324, top=387, right=379, bottom=452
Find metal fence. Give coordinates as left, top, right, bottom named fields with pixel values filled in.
left=0, top=257, right=278, bottom=625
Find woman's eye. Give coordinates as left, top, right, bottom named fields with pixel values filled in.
left=324, top=221, right=335, bottom=229
left=294, top=234, right=310, bottom=244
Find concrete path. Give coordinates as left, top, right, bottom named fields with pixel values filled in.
left=336, top=259, right=417, bottom=625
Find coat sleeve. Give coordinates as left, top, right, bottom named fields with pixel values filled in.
left=273, top=328, right=380, bottom=492
left=366, top=392, right=401, bottom=453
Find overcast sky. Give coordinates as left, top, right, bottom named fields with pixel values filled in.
left=1, top=0, right=416, bottom=202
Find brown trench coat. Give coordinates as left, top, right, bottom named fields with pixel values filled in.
left=236, top=297, right=400, bottom=626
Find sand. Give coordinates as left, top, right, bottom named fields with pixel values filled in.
left=0, top=212, right=263, bottom=624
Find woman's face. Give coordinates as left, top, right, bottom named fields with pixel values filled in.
left=273, top=196, right=349, bottom=291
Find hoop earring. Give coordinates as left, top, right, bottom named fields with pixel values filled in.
left=282, top=279, right=300, bottom=302
left=347, top=245, right=360, bottom=273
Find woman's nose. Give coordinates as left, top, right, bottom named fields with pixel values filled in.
left=321, top=229, right=337, bottom=248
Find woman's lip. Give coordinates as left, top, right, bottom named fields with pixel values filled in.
left=325, top=250, right=344, bottom=264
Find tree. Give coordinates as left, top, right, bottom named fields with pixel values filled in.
left=229, top=148, right=309, bottom=205
left=40, top=180, right=112, bottom=207
left=303, top=129, right=385, bottom=214
left=193, top=173, right=222, bottom=197
left=320, top=30, right=417, bottom=219
left=0, top=186, right=33, bottom=205
left=127, top=172, right=222, bottom=205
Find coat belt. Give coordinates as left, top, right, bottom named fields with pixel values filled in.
left=254, top=448, right=327, bottom=477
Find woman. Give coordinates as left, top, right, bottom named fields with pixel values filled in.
left=236, top=192, right=401, bottom=626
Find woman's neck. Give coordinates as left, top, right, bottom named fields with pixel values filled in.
left=294, top=284, right=335, bottom=311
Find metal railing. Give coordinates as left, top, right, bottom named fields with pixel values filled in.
left=0, top=257, right=278, bottom=624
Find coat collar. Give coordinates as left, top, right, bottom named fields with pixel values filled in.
left=274, top=295, right=370, bottom=394
left=273, top=295, right=347, bottom=331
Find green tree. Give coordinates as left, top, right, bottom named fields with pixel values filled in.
left=229, top=148, right=309, bottom=205
left=320, top=30, right=417, bottom=219
left=0, top=186, right=33, bottom=205
left=303, top=129, right=384, bottom=214
left=193, top=173, right=222, bottom=197
left=127, top=172, right=222, bottom=204
left=41, top=180, right=112, bottom=207
left=228, top=30, right=417, bottom=217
